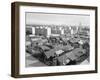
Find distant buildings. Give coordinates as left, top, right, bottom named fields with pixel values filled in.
left=26, top=24, right=89, bottom=40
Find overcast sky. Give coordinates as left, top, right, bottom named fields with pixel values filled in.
left=26, top=12, right=90, bottom=26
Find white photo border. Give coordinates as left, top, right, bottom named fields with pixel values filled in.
left=19, top=5, right=96, bottom=75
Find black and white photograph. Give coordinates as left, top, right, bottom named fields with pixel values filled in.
left=11, top=2, right=97, bottom=78
left=25, top=12, right=90, bottom=67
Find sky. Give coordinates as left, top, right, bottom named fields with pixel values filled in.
left=26, top=12, right=90, bottom=26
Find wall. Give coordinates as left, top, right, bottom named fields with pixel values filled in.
left=0, top=0, right=100, bottom=80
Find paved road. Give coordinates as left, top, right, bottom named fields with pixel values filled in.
left=25, top=52, right=46, bottom=67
